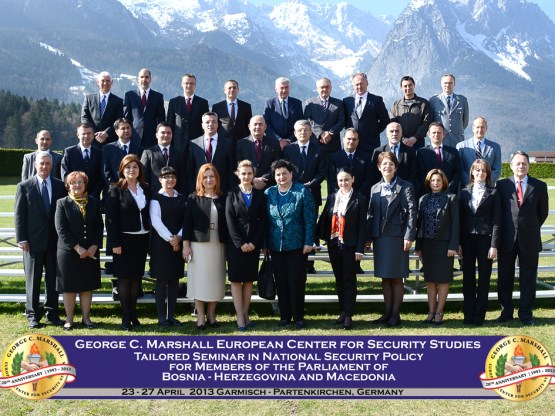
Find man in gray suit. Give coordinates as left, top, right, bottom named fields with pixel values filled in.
left=429, top=74, right=469, bottom=148
left=456, top=116, right=502, bottom=186
left=21, top=130, right=63, bottom=181
left=303, top=77, right=345, bottom=154
left=15, top=151, right=66, bottom=328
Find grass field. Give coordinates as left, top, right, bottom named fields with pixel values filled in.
left=0, top=177, right=553, bottom=414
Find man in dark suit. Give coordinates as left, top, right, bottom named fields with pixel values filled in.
left=304, top=77, right=345, bottom=154
left=15, top=151, right=66, bottom=328
left=61, top=123, right=104, bottom=199
left=140, top=122, right=186, bottom=194
left=343, top=72, right=389, bottom=154
left=327, top=128, right=373, bottom=196
left=21, top=130, right=63, bottom=181
left=371, top=122, right=417, bottom=188
left=103, top=118, right=142, bottom=185
left=264, top=77, right=304, bottom=150
left=212, top=80, right=252, bottom=145
left=188, top=112, right=234, bottom=194
left=81, top=71, right=124, bottom=148
left=496, top=151, right=549, bottom=326
left=123, top=68, right=165, bottom=149
left=416, top=122, right=461, bottom=197
left=235, top=115, right=281, bottom=190
left=167, top=73, right=210, bottom=155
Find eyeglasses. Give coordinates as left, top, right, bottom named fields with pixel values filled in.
left=161, top=175, right=176, bottom=180
left=70, top=181, right=85, bottom=186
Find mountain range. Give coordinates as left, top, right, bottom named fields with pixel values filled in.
left=0, top=0, right=554, bottom=156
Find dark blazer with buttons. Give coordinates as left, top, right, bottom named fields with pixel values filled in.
left=304, top=95, right=345, bottom=153
left=235, top=135, right=281, bottom=184
left=263, top=96, right=304, bottom=142
left=103, top=140, right=142, bottom=185
left=327, top=149, right=373, bottom=196
left=225, top=187, right=267, bottom=249
left=371, top=142, right=417, bottom=188
left=416, top=144, right=461, bottom=197
left=123, top=89, right=166, bottom=149
left=61, top=145, right=104, bottom=199
left=81, top=92, right=124, bottom=146
left=343, top=93, right=389, bottom=153
left=105, top=184, right=151, bottom=249
left=55, top=195, right=104, bottom=252
left=317, top=191, right=368, bottom=253
left=167, top=95, right=210, bottom=153
left=21, top=151, right=63, bottom=181
left=183, top=194, right=227, bottom=243
left=283, top=139, right=327, bottom=207
left=188, top=136, right=234, bottom=194
left=212, top=99, right=252, bottom=143
left=459, top=186, right=500, bottom=247
left=496, top=176, right=548, bottom=254
left=367, top=178, right=417, bottom=241
left=140, top=144, right=186, bottom=194
left=415, top=191, right=459, bottom=251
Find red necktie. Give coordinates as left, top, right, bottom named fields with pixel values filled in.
left=516, top=180, right=523, bottom=208
left=186, top=97, right=191, bottom=112
left=435, top=146, right=443, bottom=168
left=141, top=92, right=147, bottom=110
left=255, top=139, right=262, bottom=161
left=230, top=102, right=236, bottom=126
left=206, top=138, right=213, bottom=163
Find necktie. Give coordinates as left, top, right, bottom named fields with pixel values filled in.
left=447, top=96, right=452, bottom=111
left=163, top=147, right=168, bottom=162
left=255, top=139, right=262, bottom=161
left=186, top=97, right=192, bottom=112
left=476, top=142, right=483, bottom=159
left=348, top=153, right=354, bottom=166
left=230, top=102, right=236, bottom=126
left=516, top=180, right=523, bottom=208
left=83, top=149, right=90, bottom=170
left=41, top=180, right=50, bottom=216
left=100, top=95, right=106, bottom=117
left=300, top=145, right=307, bottom=171
left=141, top=92, right=147, bottom=110
left=122, top=144, right=128, bottom=155
left=206, top=138, right=213, bottom=163
left=322, top=100, right=327, bottom=111
left=435, top=146, right=443, bottom=167
left=356, top=96, right=363, bottom=118
left=391, top=145, right=396, bottom=159
left=281, top=100, right=288, bottom=119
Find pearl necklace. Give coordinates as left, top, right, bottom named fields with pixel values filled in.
left=239, top=185, right=253, bottom=195
left=278, top=184, right=292, bottom=196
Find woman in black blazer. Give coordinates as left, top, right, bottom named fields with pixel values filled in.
left=106, top=154, right=151, bottom=331
left=367, top=152, right=417, bottom=327
left=225, top=160, right=267, bottom=331
left=415, top=169, right=459, bottom=325
left=55, top=171, right=103, bottom=331
left=317, top=167, right=367, bottom=329
left=459, top=159, right=500, bottom=325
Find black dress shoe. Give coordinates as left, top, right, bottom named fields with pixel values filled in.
left=131, top=318, right=142, bottom=328
left=343, top=316, right=352, bottom=330
left=495, top=315, right=514, bottom=323
left=371, top=315, right=389, bottom=324
left=521, top=318, right=534, bottom=326
left=168, top=318, right=183, bottom=327
left=295, top=320, right=305, bottom=329
left=209, top=321, right=219, bottom=328
left=46, top=317, right=64, bottom=326
left=277, top=320, right=291, bottom=327
left=81, top=321, right=96, bottom=329
left=196, top=324, right=206, bottom=330
left=122, top=323, right=131, bottom=331
left=335, top=313, right=346, bottom=324
left=159, top=321, right=171, bottom=328
left=28, top=320, right=42, bottom=329
left=385, top=319, right=401, bottom=327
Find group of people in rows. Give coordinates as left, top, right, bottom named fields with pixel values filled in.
left=14, top=69, right=549, bottom=331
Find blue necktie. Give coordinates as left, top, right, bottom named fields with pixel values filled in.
left=100, top=95, right=106, bottom=117
left=41, top=180, right=50, bottom=216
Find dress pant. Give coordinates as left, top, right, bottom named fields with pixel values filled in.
left=497, top=240, right=539, bottom=321
left=460, top=234, right=492, bottom=324
left=328, top=243, right=357, bottom=317
left=23, top=248, right=59, bottom=321
left=271, top=249, right=307, bottom=323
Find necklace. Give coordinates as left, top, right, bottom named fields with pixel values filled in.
left=278, top=184, right=292, bottom=196
left=240, top=185, right=253, bottom=195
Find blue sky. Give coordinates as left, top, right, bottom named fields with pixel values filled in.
left=254, top=0, right=555, bottom=22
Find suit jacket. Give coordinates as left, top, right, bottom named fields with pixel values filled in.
left=212, top=99, right=252, bottom=143
left=456, top=138, right=502, bottom=185
left=225, top=186, right=267, bottom=249
left=81, top=92, right=124, bottom=146
left=416, top=191, right=459, bottom=251
left=496, top=176, right=548, bottom=254
left=14, top=176, right=67, bottom=251
left=103, top=140, right=142, bottom=185
left=343, top=93, right=389, bottom=153
left=317, top=191, right=368, bottom=253
left=235, top=135, right=281, bottom=183
left=283, top=139, right=327, bottom=207
left=263, top=96, right=304, bottom=142
left=304, top=95, right=345, bottom=153
left=371, top=142, right=417, bottom=188
left=327, top=149, right=373, bottom=196
left=55, top=195, right=104, bottom=251
left=188, top=136, right=234, bottom=194
left=183, top=193, right=227, bottom=243
left=123, top=89, right=165, bottom=149
left=21, top=151, right=63, bottom=181
left=166, top=95, right=209, bottom=153
left=416, top=145, right=461, bottom=197
left=459, top=186, right=500, bottom=247
left=367, top=178, right=417, bottom=241
left=61, top=145, right=104, bottom=198
left=429, top=92, right=469, bottom=147
left=140, top=144, right=186, bottom=194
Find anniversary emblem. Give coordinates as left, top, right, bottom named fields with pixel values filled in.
left=1, top=334, right=76, bottom=400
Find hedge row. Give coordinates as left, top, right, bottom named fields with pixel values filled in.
left=2, top=148, right=555, bottom=179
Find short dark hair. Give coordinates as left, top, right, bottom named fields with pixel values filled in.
left=428, top=121, right=445, bottom=133
left=113, top=118, right=132, bottom=130
left=156, top=122, right=172, bottom=133
left=400, top=76, right=415, bottom=86
left=271, top=159, right=293, bottom=175
left=159, top=166, right=177, bottom=178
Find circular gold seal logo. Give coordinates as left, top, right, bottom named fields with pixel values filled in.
left=1, top=334, right=76, bottom=400
left=481, top=335, right=555, bottom=401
